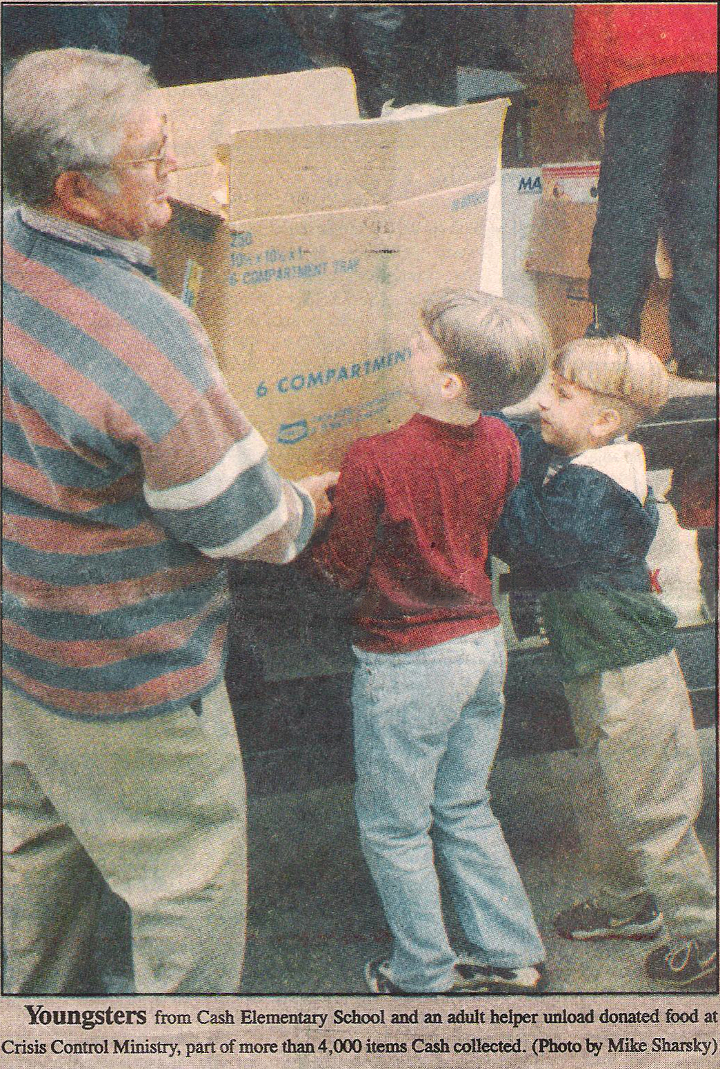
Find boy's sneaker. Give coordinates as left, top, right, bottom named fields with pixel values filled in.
left=365, top=958, right=544, bottom=995
left=454, top=959, right=546, bottom=994
left=645, top=938, right=718, bottom=991
left=364, top=959, right=466, bottom=995
left=554, top=894, right=663, bottom=941
left=364, top=959, right=411, bottom=994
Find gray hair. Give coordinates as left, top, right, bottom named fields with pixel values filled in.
left=3, top=48, right=158, bottom=205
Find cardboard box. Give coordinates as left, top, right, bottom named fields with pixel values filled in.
left=522, top=82, right=603, bottom=166
left=151, top=69, right=508, bottom=478
left=525, top=161, right=672, bottom=363
left=501, top=166, right=543, bottom=310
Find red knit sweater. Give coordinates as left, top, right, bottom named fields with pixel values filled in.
left=310, top=413, right=520, bottom=653
left=573, top=3, right=718, bottom=111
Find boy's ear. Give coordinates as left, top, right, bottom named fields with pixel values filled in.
left=440, top=370, right=466, bottom=401
left=591, top=405, right=622, bottom=441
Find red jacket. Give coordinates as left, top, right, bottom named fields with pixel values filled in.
left=573, top=4, right=718, bottom=110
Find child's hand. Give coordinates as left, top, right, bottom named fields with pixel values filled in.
left=502, top=372, right=550, bottom=420
left=297, top=471, right=340, bottom=530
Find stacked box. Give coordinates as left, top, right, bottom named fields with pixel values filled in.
left=525, top=161, right=671, bottom=363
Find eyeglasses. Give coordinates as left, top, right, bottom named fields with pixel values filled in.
left=118, top=145, right=172, bottom=174
left=84, top=119, right=174, bottom=178
left=115, top=122, right=173, bottom=174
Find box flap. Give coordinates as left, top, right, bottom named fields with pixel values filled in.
left=169, top=167, right=226, bottom=217
left=227, top=98, right=508, bottom=218
left=157, top=67, right=359, bottom=170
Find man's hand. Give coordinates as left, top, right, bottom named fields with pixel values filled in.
left=297, top=470, right=340, bottom=530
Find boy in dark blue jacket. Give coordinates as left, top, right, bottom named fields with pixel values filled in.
left=493, top=337, right=716, bottom=991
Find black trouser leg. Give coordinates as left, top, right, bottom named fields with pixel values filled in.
left=587, top=77, right=688, bottom=340
left=663, top=75, right=718, bottom=379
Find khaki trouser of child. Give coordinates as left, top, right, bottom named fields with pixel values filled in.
left=563, top=650, right=716, bottom=938
left=2, top=683, right=247, bottom=994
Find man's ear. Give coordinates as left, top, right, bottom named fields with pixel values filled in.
left=52, top=171, right=109, bottom=228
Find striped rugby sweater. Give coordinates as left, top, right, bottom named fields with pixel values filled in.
left=2, top=208, right=314, bottom=720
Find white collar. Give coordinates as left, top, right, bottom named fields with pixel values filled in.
left=570, top=437, right=648, bottom=503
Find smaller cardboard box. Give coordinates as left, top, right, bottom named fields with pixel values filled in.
left=526, top=162, right=671, bottom=363
left=501, top=166, right=543, bottom=310
left=523, top=82, right=603, bottom=166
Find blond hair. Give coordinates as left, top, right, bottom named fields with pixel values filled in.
left=553, top=336, right=669, bottom=428
left=420, top=289, right=550, bottom=410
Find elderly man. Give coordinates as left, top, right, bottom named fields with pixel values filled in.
left=2, top=48, right=337, bottom=994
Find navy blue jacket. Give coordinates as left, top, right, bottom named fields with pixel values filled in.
left=491, top=419, right=677, bottom=679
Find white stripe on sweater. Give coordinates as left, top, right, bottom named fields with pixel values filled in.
left=199, top=495, right=290, bottom=558
left=143, top=428, right=267, bottom=511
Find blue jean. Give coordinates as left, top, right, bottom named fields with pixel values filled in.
left=352, top=627, right=544, bottom=992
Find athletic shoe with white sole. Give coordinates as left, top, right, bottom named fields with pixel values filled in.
left=554, top=894, right=663, bottom=941
left=364, top=957, right=544, bottom=994
left=364, top=958, right=411, bottom=994
left=454, top=959, right=546, bottom=994
left=645, top=938, right=718, bottom=990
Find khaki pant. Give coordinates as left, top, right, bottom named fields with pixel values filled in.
left=564, top=651, right=716, bottom=938
left=2, top=683, right=247, bottom=994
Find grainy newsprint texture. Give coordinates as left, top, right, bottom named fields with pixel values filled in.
left=1, top=2, right=717, bottom=1067
left=0, top=993, right=718, bottom=1067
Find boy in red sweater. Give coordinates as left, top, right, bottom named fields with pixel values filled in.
left=310, top=291, right=549, bottom=993
left=573, top=3, right=717, bottom=386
